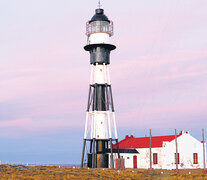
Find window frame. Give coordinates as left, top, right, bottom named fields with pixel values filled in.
left=174, top=153, right=180, bottom=164
left=193, top=153, right=198, bottom=164
left=153, top=153, right=158, bottom=164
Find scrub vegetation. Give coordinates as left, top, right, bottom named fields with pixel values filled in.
left=0, top=165, right=207, bottom=179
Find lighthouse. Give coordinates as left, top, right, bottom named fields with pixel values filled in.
left=81, top=7, right=120, bottom=168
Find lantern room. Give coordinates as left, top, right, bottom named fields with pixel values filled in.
left=86, top=9, right=114, bottom=45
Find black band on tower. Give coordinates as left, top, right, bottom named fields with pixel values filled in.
left=87, top=84, right=114, bottom=112
left=84, top=44, right=116, bottom=65
left=92, top=84, right=106, bottom=111
left=90, top=47, right=110, bottom=65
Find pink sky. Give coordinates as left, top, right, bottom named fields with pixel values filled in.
left=0, top=0, right=207, bottom=139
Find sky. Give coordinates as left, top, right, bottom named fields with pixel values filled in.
left=0, top=0, right=207, bottom=164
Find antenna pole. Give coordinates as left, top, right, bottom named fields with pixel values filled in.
left=98, top=0, right=101, bottom=9
left=149, top=128, right=152, bottom=169
left=175, top=129, right=179, bottom=172
left=148, top=129, right=153, bottom=171
left=203, top=128, right=206, bottom=169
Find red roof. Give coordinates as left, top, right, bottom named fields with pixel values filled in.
left=113, top=133, right=182, bottom=149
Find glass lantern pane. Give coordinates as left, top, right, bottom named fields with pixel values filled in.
left=90, top=21, right=110, bottom=34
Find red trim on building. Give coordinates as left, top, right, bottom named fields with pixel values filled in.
left=113, top=133, right=182, bottom=149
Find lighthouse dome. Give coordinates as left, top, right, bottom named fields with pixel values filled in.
left=89, top=9, right=110, bottom=23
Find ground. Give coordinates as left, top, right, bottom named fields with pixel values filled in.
left=0, top=165, right=207, bottom=179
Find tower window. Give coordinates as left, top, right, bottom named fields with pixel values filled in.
left=193, top=153, right=198, bottom=164
left=153, top=153, right=158, bottom=164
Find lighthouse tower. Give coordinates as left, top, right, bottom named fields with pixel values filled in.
left=81, top=7, right=120, bottom=169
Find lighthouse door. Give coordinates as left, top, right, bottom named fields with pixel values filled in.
left=133, top=155, right=137, bottom=168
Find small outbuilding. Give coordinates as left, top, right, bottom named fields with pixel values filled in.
left=113, top=131, right=206, bottom=169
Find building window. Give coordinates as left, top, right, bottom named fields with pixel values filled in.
left=153, top=153, right=158, bottom=164
left=193, top=153, right=198, bottom=164
left=174, top=153, right=180, bottom=164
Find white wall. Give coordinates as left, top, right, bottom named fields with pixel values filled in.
left=121, top=153, right=136, bottom=168
left=114, top=132, right=206, bottom=169
left=118, top=148, right=163, bottom=169
left=163, top=133, right=206, bottom=169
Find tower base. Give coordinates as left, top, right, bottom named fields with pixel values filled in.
left=88, top=153, right=109, bottom=168
left=81, top=138, right=120, bottom=169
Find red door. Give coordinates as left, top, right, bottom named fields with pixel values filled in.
left=133, top=155, right=137, bottom=168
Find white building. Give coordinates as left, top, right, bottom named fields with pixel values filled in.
left=113, top=131, right=206, bottom=169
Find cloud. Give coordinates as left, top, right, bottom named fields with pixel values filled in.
left=160, top=70, right=207, bottom=80
left=0, top=117, right=83, bottom=138
left=116, top=102, right=207, bottom=129
left=0, top=118, right=32, bottom=128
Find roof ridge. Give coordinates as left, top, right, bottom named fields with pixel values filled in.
left=116, top=133, right=183, bottom=149
left=131, top=134, right=178, bottom=139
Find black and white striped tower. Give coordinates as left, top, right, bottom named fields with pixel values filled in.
left=81, top=7, right=120, bottom=169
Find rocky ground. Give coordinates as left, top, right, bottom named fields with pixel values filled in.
left=0, top=165, right=207, bottom=179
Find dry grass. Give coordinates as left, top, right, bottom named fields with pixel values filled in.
left=0, top=165, right=207, bottom=179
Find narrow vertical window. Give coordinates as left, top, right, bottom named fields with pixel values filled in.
left=174, top=153, right=180, bottom=164
left=193, top=153, right=198, bottom=164
left=153, top=153, right=158, bottom=164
